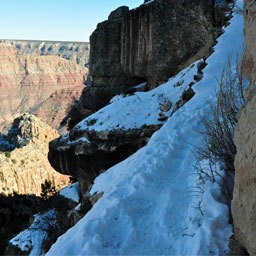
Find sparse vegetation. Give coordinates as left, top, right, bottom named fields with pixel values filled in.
left=4, top=151, right=11, bottom=158
left=41, top=180, right=57, bottom=200
left=11, top=159, right=17, bottom=164
left=194, top=52, right=246, bottom=196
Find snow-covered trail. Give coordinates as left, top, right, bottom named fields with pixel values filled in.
left=47, top=3, right=244, bottom=255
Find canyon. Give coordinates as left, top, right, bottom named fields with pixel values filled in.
left=0, top=41, right=88, bottom=133
left=2, top=0, right=256, bottom=254
left=0, top=40, right=90, bottom=67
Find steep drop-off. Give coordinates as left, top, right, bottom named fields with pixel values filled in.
left=0, top=43, right=88, bottom=132
left=0, top=113, right=70, bottom=196
left=231, top=0, right=256, bottom=254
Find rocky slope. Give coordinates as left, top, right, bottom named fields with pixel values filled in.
left=0, top=40, right=90, bottom=68
left=0, top=43, right=88, bottom=132
left=0, top=113, right=70, bottom=196
left=231, top=0, right=256, bottom=254
left=72, top=0, right=231, bottom=125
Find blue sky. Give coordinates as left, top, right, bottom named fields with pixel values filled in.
left=0, top=0, right=143, bottom=42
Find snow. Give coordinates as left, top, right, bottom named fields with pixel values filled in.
left=10, top=210, right=58, bottom=256
left=77, top=62, right=197, bottom=131
left=47, top=2, right=244, bottom=255
left=144, top=0, right=155, bottom=5
left=59, top=182, right=80, bottom=203
left=61, top=58, right=201, bottom=146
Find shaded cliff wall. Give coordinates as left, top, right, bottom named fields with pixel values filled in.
left=90, top=0, right=214, bottom=89
left=74, top=0, right=228, bottom=125
left=231, top=0, right=256, bottom=254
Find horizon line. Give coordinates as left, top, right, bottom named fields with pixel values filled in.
left=0, top=39, right=90, bottom=44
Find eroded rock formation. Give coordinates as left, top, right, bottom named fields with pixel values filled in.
left=0, top=43, right=88, bottom=132
left=0, top=113, right=70, bottom=196
left=231, top=0, right=256, bottom=254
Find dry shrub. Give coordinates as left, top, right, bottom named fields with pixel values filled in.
left=195, top=52, right=246, bottom=187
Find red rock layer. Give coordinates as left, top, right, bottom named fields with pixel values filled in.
left=0, top=43, right=88, bottom=132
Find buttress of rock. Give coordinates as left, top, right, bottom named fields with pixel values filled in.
left=0, top=113, right=70, bottom=196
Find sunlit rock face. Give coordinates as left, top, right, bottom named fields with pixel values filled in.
left=0, top=113, right=70, bottom=196
left=0, top=42, right=88, bottom=132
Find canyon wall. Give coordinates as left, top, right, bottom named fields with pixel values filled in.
left=0, top=40, right=90, bottom=68
left=0, top=43, right=88, bottom=132
left=231, top=0, right=256, bottom=254
left=0, top=113, right=70, bottom=196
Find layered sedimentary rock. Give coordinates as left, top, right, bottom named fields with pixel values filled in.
left=76, top=0, right=229, bottom=120
left=0, top=43, right=88, bottom=132
left=231, top=0, right=256, bottom=254
left=0, top=40, right=90, bottom=68
left=0, top=113, right=70, bottom=196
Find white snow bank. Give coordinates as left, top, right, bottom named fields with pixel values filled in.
left=10, top=210, right=58, bottom=256
left=59, top=182, right=80, bottom=203
left=71, top=59, right=200, bottom=134
left=48, top=2, right=244, bottom=255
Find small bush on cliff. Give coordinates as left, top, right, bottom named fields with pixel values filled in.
left=195, top=53, right=246, bottom=190
left=4, top=151, right=11, bottom=158
left=41, top=180, right=57, bottom=200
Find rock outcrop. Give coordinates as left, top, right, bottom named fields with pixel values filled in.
left=49, top=124, right=161, bottom=195
left=48, top=59, right=201, bottom=196
left=231, top=0, right=256, bottom=254
left=0, top=40, right=90, bottom=68
left=75, top=0, right=230, bottom=121
left=0, top=43, right=88, bottom=132
left=0, top=113, right=70, bottom=196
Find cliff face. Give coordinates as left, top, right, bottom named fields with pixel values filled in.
left=0, top=113, right=70, bottom=196
left=75, top=0, right=230, bottom=123
left=231, top=0, right=256, bottom=254
left=0, top=43, right=88, bottom=132
left=90, top=1, right=214, bottom=89
left=0, top=40, right=90, bottom=68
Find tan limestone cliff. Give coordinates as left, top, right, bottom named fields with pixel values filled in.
left=231, top=0, right=256, bottom=254
left=0, top=113, right=70, bottom=196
